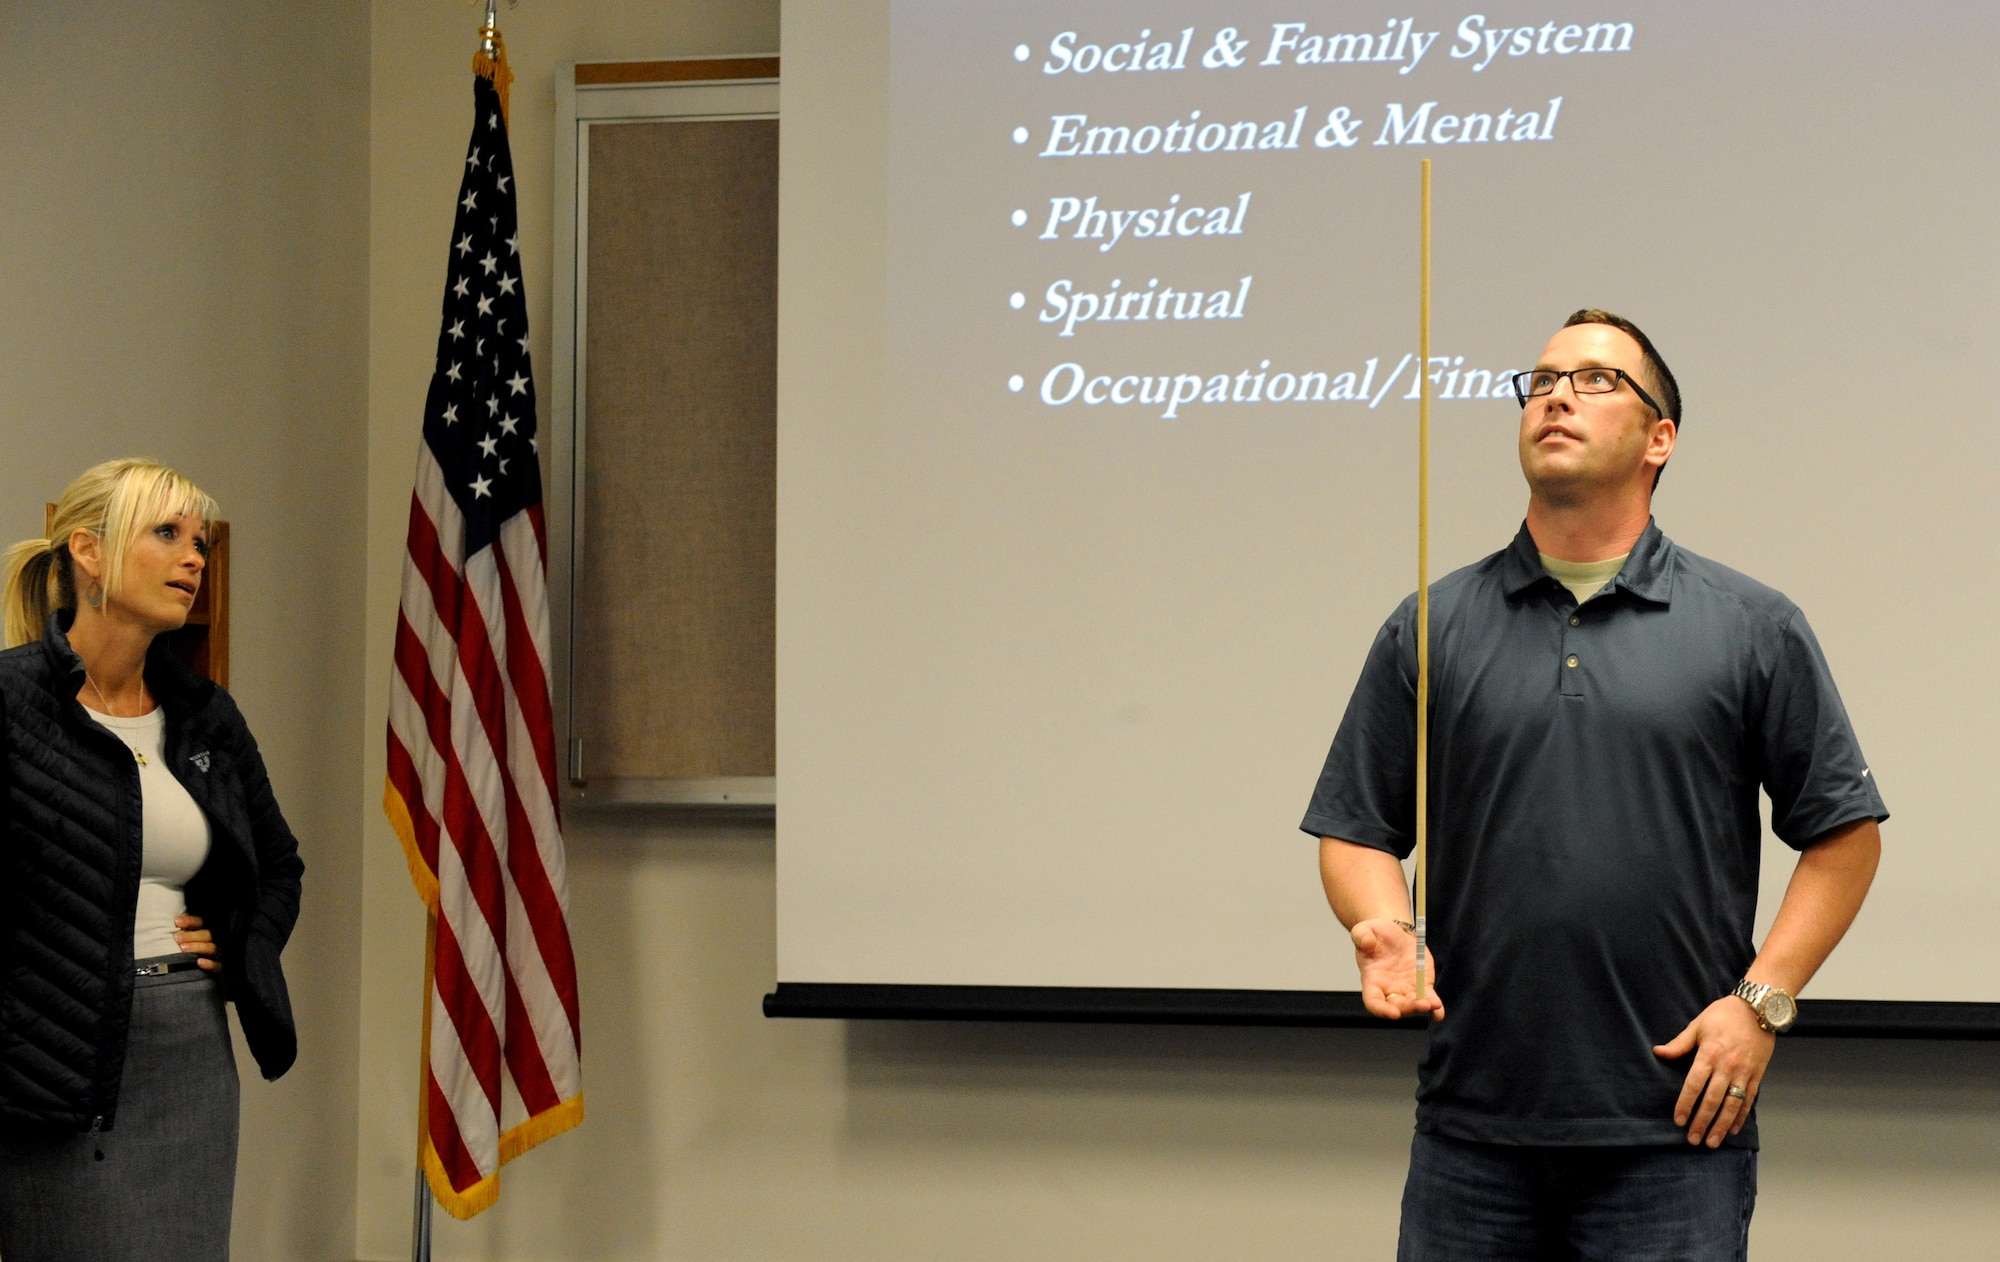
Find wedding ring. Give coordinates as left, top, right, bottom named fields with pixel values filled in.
left=1726, top=1085, right=1748, bottom=1101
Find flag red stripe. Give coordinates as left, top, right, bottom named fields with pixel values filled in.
left=394, top=611, right=510, bottom=943
left=491, top=541, right=561, bottom=803
left=387, top=730, right=441, bottom=877
left=427, top=1070, right=487, bottom=1194
left=404, top=499, right=571, bottom=1111
left=509, top=842, right=581, bottom=1043
left=399, top=602, right=554, bottom=1107
left=433, top=911, right=504, bottom=1111
left=490, top=544, right=583, bottom=1032
left=485, top=745, right=564, bottom=1110
left=502, top=969, right=561, bottom=1115
left=405, top=500, right=516, bottom=797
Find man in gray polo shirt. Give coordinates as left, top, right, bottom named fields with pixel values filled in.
left=1304, top=309, right=1884, bottom=1259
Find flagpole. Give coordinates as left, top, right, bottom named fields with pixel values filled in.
left=1414, top=159, right=1432, bottom=1003
left=411, top=1168, right=434, bottom=1262
left=412, top=908, right=438, bottom=1262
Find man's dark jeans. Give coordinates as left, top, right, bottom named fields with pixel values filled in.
left=1397, top=1131, right=1757, bottom=1261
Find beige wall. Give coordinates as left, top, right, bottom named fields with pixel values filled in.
left=5, top=1, right=1995, bottom=1259
left=0, top=2, right=370, bottom=1258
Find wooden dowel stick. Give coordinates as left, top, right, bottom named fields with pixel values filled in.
left=1415, top=159, right=1432, bottom=1003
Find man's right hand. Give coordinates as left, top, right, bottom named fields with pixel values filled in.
left=1352, top=918, right=1444, bottom=1022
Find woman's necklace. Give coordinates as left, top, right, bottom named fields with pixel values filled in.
left=82, top=668, right=152, bottom=766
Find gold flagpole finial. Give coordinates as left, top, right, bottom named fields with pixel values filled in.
left=472, top=0, right=514, bottom=127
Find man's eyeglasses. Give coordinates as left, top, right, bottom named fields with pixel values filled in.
left=1511, top=367, right=1665, bottom=418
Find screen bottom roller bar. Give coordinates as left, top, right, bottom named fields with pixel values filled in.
left=763, top=984, right=2000, bottom=1039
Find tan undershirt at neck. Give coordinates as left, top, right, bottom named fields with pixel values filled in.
left=1540, top=552, right=1629, bottom=607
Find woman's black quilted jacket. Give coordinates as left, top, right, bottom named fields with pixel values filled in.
left=0, top=612, right=303, bottom=1131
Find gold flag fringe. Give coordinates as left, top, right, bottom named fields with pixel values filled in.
left=473, top=25, right=514, bottom=127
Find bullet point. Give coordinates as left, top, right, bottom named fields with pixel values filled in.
left=1009, top=292, right=1025, bottom=309
left=1008, top=375, right=1025, bottom=393
left=1012, top=126, right=1029, bottom=144
left=1013, top=44, right=1030, bottom=62
left=1010, top=209, right=1028, bottom=227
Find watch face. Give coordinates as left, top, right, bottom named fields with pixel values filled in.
left=1763, top=990, right=1798, bottom=1031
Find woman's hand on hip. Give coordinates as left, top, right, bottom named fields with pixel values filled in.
left=173, top=914, right=222, bottom=972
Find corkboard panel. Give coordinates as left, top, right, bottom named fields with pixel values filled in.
left=575, top=118, right=776, bottom=779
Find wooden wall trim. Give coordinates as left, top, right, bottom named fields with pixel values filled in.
left=574, top=57, right=778, bottom=87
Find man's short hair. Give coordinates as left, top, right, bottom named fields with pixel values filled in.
left=1562, top=308, right=1681, bottom=428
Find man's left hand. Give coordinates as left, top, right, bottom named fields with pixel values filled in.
left=1652, top=996, right=1775, bottom=1147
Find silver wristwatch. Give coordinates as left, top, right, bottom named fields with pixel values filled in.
left=1732, top=979, right=1798, bottom=1034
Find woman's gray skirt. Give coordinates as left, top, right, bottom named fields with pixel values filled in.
left=0, top=955, right=240, bottom=1260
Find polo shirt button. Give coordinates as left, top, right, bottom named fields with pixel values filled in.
left=1569, top=616, right=1581, bottom=627
left=1566, top=654, right=1579, bottom=668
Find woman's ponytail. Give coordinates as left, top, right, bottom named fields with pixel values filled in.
left=2, top=537, right=68, bottom=649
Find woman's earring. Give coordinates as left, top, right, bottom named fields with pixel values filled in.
left=84, top=579, right=104, bottom=610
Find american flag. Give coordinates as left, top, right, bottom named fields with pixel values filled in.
left=383, top=66, right=583, bottom=1220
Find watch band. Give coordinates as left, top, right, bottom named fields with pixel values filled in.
left=1732, top=979, right=1771, bottom=1009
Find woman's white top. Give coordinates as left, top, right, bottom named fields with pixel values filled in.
left=86, top=708, right=213, bottom=958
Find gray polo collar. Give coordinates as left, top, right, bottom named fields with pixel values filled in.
left=1498, top=518, right=1676, bottom=606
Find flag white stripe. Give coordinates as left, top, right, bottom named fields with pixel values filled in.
left=457, top=540, right=579, bottom=1087
left=401, top=525, right=517, bottom=887
left=429, top=979, right=500, bottom=1175
left=414, top=444, right=465, bottom=574
left=397, top=537, right=512, bottom=1038
left=408, top=472, right=578, bottom=1096
left=496, top=513, right=573, bottom=905
left=429, top=769, right=509, bottom=1043
left=388, top=673, right=449, bottom=832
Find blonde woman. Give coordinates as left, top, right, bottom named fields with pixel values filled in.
left=0, top=459, right=302, bottom=1259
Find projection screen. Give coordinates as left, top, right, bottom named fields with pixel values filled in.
left=772, top=0, right=2000, bottom=1026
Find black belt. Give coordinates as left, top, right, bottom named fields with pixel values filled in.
left=135, top=958, right=203, bottom=977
